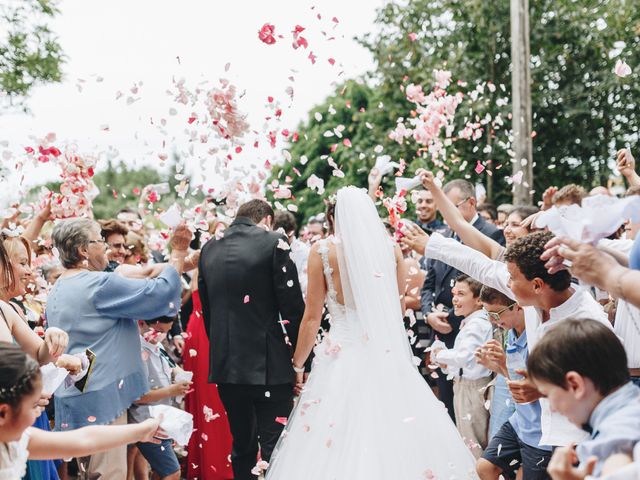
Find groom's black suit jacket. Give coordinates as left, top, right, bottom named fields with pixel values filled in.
left=198, top=217, right=305, bottom=386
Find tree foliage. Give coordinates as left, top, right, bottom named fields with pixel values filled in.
left=0, top=0, right=64, bottom=109
left=268, top=0, right=640, bottom=221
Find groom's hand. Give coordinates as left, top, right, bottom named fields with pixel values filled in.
left=293, top=371, right=305, bottom=396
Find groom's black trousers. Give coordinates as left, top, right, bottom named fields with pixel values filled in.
left=218, top=383, right=293, bottom=480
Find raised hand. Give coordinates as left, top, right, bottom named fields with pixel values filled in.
left=616, top=148, right=636, bottom=178
left=542, top=236, right=620, bottom=286
left=541, top=186, right=558, bottom=211
left=368, top=167, right=382, bottom=190
left=170, top=223, right=193, bottom=252
left=400, top=222, right=430, bottom=256
left=415, top=168, right=437, bottom=190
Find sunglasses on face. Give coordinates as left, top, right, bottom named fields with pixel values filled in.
left=483, top=303, right=517, bottom=323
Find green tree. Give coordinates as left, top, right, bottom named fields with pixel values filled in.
left=269, top=0, right=640, bottom=219
left=0, top=0, right=64, bottom=108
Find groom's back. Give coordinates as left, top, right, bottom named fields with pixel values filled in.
left=198, top=217, right=305, bottom=386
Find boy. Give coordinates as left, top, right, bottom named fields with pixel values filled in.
left=527, top=319, right=640, bottom=478
left=475, top=286, right=552, bottom=479
left=432, top=274, right=493, bottom=458
left=128, top=315, right=193, bottom=480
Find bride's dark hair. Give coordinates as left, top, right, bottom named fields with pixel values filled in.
left=325, top=197, right=336, bottom=234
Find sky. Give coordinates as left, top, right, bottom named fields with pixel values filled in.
left=0, top=0, right=382, bottom=206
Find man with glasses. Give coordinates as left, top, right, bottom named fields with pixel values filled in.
left=99, top=219, right=129, bottom=272
left=420, top=179, right=505, bottom=422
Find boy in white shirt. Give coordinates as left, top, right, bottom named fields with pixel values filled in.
left=432, top=274, right=493, bottom=458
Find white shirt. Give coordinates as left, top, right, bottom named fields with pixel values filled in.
left=425, top=232, right=612, bottom=447
left=433, top=309, right=493, bottom=380
left=599, top=238, right=640, bottom=368
left=290, top=238, right=310, bottom=295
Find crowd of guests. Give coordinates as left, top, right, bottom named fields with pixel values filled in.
left=1, top=146, right=640, bottom=479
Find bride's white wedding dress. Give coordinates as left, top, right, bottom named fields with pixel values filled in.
left=266, top=187, right=477, bottom=480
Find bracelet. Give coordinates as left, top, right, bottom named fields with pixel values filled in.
left=293, top=364, right=305, bottom=374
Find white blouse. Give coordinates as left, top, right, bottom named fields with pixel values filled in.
left=0, top=428, right=30, bottom=480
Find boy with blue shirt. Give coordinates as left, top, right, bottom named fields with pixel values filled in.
left=528, top=318, right=640, bottom=479
left=475, top=286, right=552, bottom=480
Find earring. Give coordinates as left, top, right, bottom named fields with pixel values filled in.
left=82, top=258, right=89, bottom=268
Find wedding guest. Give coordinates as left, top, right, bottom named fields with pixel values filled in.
left=475, top=287, right=552, bottom=480
left=128, top=316, right=192, bottom=480
left=478, top=204, right=498, bottom=225
left=542, top=237, right=640, bottom=310
left=117, top=207, right=144, bottom=235
left=431, top=275, right=493, bottom=458
left=414, top=189, right=445, bottom=234
left=99, top=219, right=129, bottom=272
left=123, top=232, right=149, bottom=266
left=496, top=204, right=514, bottom=229
left=273, top=211, right=310, bottom=295
left=528, top=319, right=640, bottom=478
left=46, top=218, right=191, bottom=479
left=420, top=177, right=504, bottom=422
left=0, top=237, right=82, bottom=480
left=40, top=259, right=63, bottom=286
left=0, top=343, right=162, bottom=480
left=305, top=215, right=326, bottom=244
left=402, top=228, right=611, bottom=449
left=415, top=170, right=536, bottom=435
left=183, top=270, right=233, bottom=480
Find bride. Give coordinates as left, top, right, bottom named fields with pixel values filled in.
left=265, top=187, right=477, bottom=479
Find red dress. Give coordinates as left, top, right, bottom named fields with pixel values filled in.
left=184, top=290, right=234, bottom=479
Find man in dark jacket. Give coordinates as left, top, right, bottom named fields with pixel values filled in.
left=421, top=179, right=504, bottom=422
left=199, top=199, right=305, bottom=480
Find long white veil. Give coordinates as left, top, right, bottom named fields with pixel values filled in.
left=334, top=186, right=413, bottom=362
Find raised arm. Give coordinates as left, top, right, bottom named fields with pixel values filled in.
left=402, top=226, right=514, bottom=300
left=617, top=148, right=640, bottom=187
left=416, top=169, right=504, bottom=259
left=543, top=237, right=640, bottom=309
left=23, top=200, right=52, bottom=243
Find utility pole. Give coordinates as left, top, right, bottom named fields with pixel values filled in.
left=510, top=0, right=534, bottom=206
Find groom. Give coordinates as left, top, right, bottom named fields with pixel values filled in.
left=198, top=199, right=305, bottom=480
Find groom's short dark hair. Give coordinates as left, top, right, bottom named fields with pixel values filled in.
left=236, top=199, right=274, bottom=224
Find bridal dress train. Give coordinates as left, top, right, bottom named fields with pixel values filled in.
left=266, top=187, right=477, bottom=480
